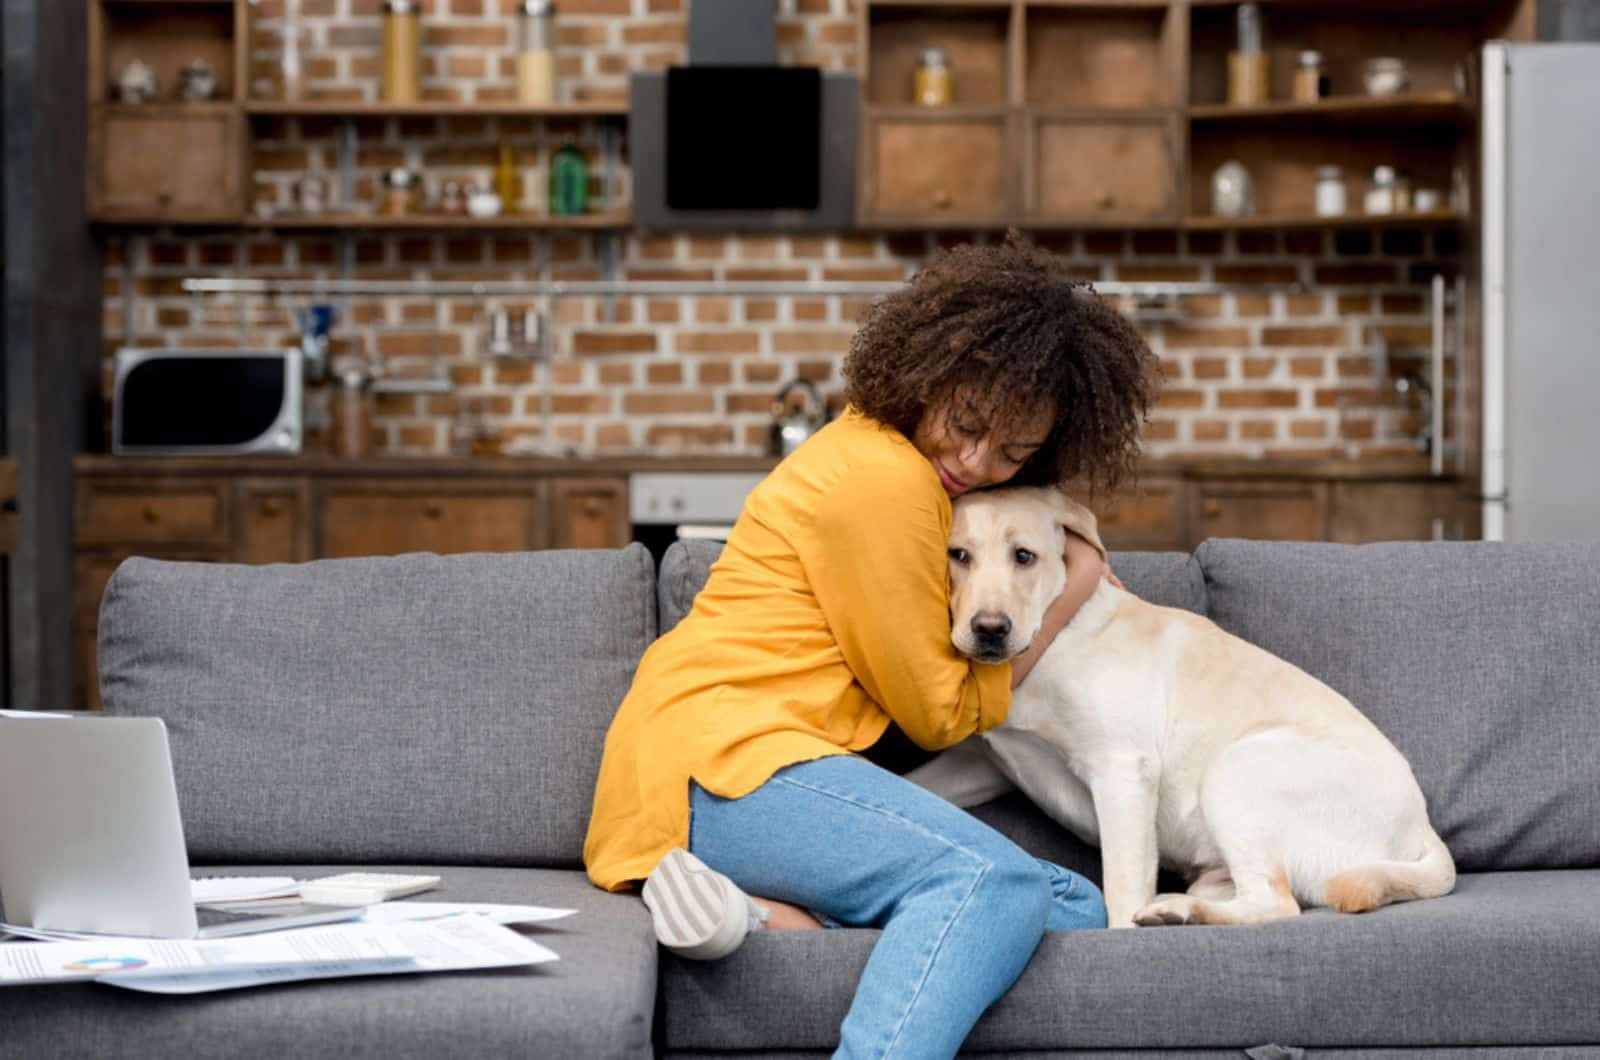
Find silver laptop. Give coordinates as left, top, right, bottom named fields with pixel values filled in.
left=0, top=713, right=358, bottom=939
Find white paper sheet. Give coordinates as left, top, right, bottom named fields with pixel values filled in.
left=191, top=876, right=301, bottom=904
left=359, top=901, right=577, bottom=926
left=99, top=915, right=558, bottom=994
left=1, top=920, right=402, bottom=984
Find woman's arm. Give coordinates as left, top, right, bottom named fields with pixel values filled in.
left=1007, top=530, right=1108, bottom=689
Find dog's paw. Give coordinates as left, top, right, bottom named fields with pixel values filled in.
left=1133, top=894, right=1198, bottom=927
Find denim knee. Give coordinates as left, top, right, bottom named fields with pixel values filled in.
left=973, top=845, right=1054, bottom=946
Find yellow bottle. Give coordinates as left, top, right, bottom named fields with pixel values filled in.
left=495, top=143, right=519, bottom=214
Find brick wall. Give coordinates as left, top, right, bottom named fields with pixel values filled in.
left=101, top=0, right=1457, bottom=461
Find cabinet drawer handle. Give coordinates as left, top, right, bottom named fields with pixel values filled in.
left=157, top=192, right=173, bottom=207
left=142, top=505, right=160, bottom=525
left=1096, top=192, right=1117, bottom=210
left=422, top=502, right=445, bottom=519
left=1203, top=498, right=1223, bottom=518
left=260, top=498, right=283, bottom=517
left=931, top=189, right=952, bottom=209
left=582, top=499, right=604, bottom=516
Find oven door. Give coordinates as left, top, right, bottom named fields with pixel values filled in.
left=628, top=473, right=766, bottom=564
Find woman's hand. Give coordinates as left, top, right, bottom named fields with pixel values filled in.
left=1008, top=531, right=1109, bottom=689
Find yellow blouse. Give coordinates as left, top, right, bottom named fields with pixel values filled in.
left=582, top=408, right=1013, bottom=892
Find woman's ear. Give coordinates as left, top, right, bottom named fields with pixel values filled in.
left=1047, top=489, right=1107, bottom=561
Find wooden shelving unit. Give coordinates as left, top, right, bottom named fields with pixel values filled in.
left=87, top=0, right=631, bottom=231
left=245, top=208, right=633, bottom=231
left=857, top=0, right=1531, bottom=230
left=244, top=100, right=628, bottom=119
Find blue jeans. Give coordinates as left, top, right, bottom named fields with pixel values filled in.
left=687, top=754, right=1107, bottom=1060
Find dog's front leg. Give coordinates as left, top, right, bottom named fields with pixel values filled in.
left=902, top=736, right=1017, bottom=809
left=1087, top=755, right=1161, bottom=929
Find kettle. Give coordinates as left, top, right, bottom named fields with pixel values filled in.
left=769, top=378, right=828, bottom=457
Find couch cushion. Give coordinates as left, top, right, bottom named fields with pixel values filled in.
left=98, top=547, right=656, bottom=866
left=658, top=540, right=1206, bottom=633
left=660, top=870, right=1600, bottom=1053
left=1197, top=539, right=1600, bottom=873
left=2, top=865, right=654, bottom=1060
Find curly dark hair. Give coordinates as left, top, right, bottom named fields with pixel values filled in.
left=842, top=234, right=1161, bottom=496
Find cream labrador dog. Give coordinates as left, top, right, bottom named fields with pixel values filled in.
left=905, top=486, right=1455, bottom=929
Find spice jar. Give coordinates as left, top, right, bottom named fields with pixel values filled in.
left=1364, top=165, right=1398, bottom=215
left=1293, top=50, right=1324, bottom=103
left=332, top=365, right=372, bottom=459
left=1314, top=165, right=1347, bottom=217
left=515, top=1, right=557, bottom=105
left=1211, top=160, right=1254, bottom=218
left=381, top=0, right=421, bottom=103
left=381, top=168, right=420, bottom=216
left=494, top=143, right=520, bottom=213
left=914, top=47, right=952, bottom=107
left=1393, top=170, right=1413, bottom=213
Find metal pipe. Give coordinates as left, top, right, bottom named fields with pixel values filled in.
left=1430, top=273, right=1446, bottom=477
left=180, top=277, right=1303, bottom=298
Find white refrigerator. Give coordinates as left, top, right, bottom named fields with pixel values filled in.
left=1466, top=42, right=1600, bottom=541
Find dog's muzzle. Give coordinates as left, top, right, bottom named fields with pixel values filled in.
left=969, top=611, right=1012, bottom=660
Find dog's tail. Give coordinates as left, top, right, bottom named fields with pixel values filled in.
left=1322, top=828, right=1456, bottom=914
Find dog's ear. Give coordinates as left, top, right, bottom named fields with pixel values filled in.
left=1046, top=489, right=1107, bottom=562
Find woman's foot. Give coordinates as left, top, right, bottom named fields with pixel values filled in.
left=642, top=847, right=771, bottom=960
left=753, top=896, right=825, bottom=930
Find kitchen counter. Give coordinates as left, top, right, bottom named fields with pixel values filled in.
left=74, top=453, right=1452, bottom=482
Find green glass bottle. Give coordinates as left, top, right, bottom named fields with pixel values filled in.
left=549, top=138, right=589, bottom=217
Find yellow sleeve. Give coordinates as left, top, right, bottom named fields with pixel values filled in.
left=797, top=455, right=1012, bottom=750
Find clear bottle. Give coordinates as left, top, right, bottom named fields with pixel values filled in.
left=1364, top=165, right=1397, bottom=215
left=495, top=143, right=520, bottom=213
left=1293, top=50, right=1323, bottom=104
left=549, top=138, right=589, bottom=216
left=515, top=1, right=557, bottom=105
left=1314, top=165, right=1347, bottom=217
left=381, top=0, right=422, bottom=103
left=281, top=0, right=305, bottom=100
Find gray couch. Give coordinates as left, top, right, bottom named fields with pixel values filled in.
left=6, top=538, right=1597, bottom=1058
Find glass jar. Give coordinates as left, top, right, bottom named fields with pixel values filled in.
left=1393, top=170, right=1413, bottom=213
left=913, top=47, right=951, bottom=107
left=549, top=138, right=589, bottom=216
left=1314, top=165, right=1346, bottom=217
left=332, top=365, right=372, bottom=459
left=381, top=168, right=420, bottom=216
left=495, top=142, right=520, bottom=213
left=381, top=0, right=421, bottom=103
left=280, top=0, right=305, bottom=99
left=1364, top=164, right=1397, bottom=215
left=515, top=1, right=557, bottom=105
left=1363, top=57, right=1409, bottom=98
left=1211, top=160, right=1254, bottom=218
left=1293, top=50, right=1323, bottom=104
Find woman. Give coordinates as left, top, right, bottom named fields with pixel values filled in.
left=584, top=236, right=1160, bottom=1058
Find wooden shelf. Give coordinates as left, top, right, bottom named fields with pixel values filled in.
left=1183, top=209, right=1465, bottom=230
left=244, top=100, right=628, bottom=119
left=1188, top=93, right=1468, bottom=125
left=244, top=209, right=633, bottom=231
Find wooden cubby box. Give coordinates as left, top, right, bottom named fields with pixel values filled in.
left=1027, top=114, right=1181, bottom=225
left=1025, top=3, right=1181, bottom=109
left=861, top=2, right=1018, bottom=224
left=87, top=0, right=249, bottom=223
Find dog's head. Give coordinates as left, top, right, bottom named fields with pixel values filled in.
left=948, top=487, right=1106, bottom=663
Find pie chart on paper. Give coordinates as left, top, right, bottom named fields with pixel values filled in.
left=65, top=956, right=149, bottom=973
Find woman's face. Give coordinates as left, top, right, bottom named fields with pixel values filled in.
left=912, top=395, right=1054, bottom=498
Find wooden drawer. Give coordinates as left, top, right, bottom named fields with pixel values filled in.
left=1328, top=482, right=1458, bottom=543
left=234, top=479, right=312, bottom=564
left=864, top=114, right=1014, bottom=224
left=1093, top=480, right=1186, bottom=551
left=549, top=477, right=629, bottom=550
left=1188, top=481, right=1329, bottom=545
left=317, top=482, right=547, bottom=558
left=1029, top=115, right=1178, bottom=223
left=77, top=480, right=228, bottom=546
left=89, top=105, right=241, bottom=220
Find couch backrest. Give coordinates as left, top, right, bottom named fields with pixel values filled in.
left=1199, top=538, right=1600, bottom=872
left=98, top=546, right=656, bottom=867
left=659, top=539, right=1208, bottom=633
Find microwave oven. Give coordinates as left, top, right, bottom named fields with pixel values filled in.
left=112, top=348, right=303, bottom=455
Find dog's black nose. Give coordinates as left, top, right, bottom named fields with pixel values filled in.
left=970, top=612, right=1012, bottom=643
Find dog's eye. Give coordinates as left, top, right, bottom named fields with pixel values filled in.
left=1013, top=548, right=1036, bottom=567
left=947, top=547, right=969, bottom=565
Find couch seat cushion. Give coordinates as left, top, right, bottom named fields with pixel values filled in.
left=2, top=866, right=655, bottom=1060
left=660, top=870, right=1600, bottom=1052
